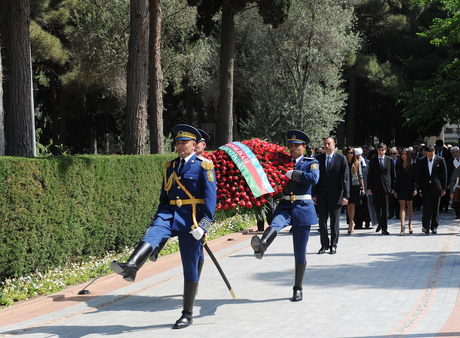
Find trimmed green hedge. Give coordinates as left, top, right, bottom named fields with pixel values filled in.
left=0, top=154, right=176, bottom=280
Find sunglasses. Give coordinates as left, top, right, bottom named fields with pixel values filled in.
left=347, top=152, right=354, bottom=154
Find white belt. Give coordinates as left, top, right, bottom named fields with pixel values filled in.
left=282, top=194, right=312, bottom=201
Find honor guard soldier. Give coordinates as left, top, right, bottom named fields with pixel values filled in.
left=196, top=128, right=211, bottom=156
left=148, top=127, right=212, bottom=274
left=111, top=124, right=217, bottom=329
left=251, top=129, right=319, bottom=302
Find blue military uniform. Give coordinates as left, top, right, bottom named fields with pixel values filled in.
left=111, top=124, right=216, bottom=329
left=148, top=127, right=212, bottom=268
left=144, top=152, right=216, bottom=282
left=251, top=129, right=319, bottom=302
left=270, top=154, right=319, bottom=263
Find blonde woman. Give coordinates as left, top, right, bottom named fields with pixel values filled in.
left=346, top=146, right=365, bottom=234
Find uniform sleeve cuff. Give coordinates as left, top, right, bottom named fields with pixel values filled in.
left=198, top=216, right=213, bottom=232
left=291, top=170, right=302, bottom=183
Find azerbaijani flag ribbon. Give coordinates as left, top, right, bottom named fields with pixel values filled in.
left=219, top=141, right=275, bottom=198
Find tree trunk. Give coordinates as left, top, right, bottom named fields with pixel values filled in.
left=336, top=121, right=346, bottom=150
left=125, top=0, right=149, bottom=154
left=345, top=68, right=357, bottom=147
left=216, top=0, right=235, bottom=147
left=148, top=0, right=164, bottom=154
left=0, top=33, right=4, bottom=156
left=49, top=69, right=60, bottom=149
left=186, top=82, right=193, bottom=125
left=3, top=0, right=34, bottom=157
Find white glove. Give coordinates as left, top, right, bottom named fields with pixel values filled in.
left=285, top=170, right=294, bottom=179
left=190, top=226, right=205, bottom=240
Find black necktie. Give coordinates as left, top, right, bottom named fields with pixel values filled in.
left=326, top=156, right=331, bottom=173
left=178, top=159, right=185, bottom=173
left=379, top=157, right=384, bottom=170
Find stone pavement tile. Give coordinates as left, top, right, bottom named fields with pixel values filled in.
left=1, top=211, right=460, bottom=337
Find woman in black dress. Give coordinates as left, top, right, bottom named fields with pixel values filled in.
left=346, top=146, right=365, bottom=234
left=394, top=148, right=417, bottom=235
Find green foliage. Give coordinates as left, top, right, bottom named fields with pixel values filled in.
left=257, top=0, right=292, bottom=28
left=189, top=0, right=293, bottom=35
left=63, top=0, right=130, bottom=94
left=0, top=154, right=176, bottom=280
left=399, top=0, right=460, bottom=134
left=352, top=54, right=401, bottom=97
left=238, top=0, right=360, bottom=146
left=344, top=0, right=448, bottom=145
left=30, top=20, right=69, bottom=66
left=415, top=0, right=460, bottom=47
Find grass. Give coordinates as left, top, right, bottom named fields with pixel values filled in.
left=0, top=214, right=255, bottom=308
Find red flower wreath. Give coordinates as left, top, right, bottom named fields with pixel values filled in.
left=202, top=139, right=294, bottom=212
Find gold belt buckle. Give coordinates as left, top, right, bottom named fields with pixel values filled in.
left=290, top=195, right=296, bottom=202
left=176, top=198, right=182, bottom=208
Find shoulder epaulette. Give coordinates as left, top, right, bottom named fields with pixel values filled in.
left=201, top=160, right=214, bottom=170
left=165, top=157, right=179, bottom=169
left=197, top=155, right=212, bottom=163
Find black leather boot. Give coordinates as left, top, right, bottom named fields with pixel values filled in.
left=149, top=239, right=168, bottom=262
left=196, top=260, right=204, bottom=295
left=291, top=262, right=306, bottom=302
left=172, top=281, right=198, bottom=329
left=251, top=226, right=277, bottom=259
left=111, top=241, right=153, bottom=282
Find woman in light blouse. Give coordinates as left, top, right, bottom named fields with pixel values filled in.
left=345, top=146, right=365, bottom=234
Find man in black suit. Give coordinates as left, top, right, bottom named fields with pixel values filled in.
left=418, top=145, right=447, bottom=234
left=388, top=147, right=400, bottom=219
left=367, top=143, right=396, bottom=235
left=313, top=137, right=349, bottom=254
left=447, top=147, right=460, bottom=218
left=436, top=140, right=452, bottom=212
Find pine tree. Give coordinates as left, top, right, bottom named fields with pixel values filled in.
left=187, top=0, right=292, bottom=146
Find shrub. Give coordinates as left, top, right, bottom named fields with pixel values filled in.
left=0, top=154, right=176, bottom=280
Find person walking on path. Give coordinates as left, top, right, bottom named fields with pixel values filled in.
left=345, top=146, right=365, bottom=235
left=418, top=145, right=447, bottom=234
left=367, top=143, right=396, bottom=235
left=394, top=148, right=417, bottom=235
left=313, top=137, right=349, bottom=255
left=251, top=129, right=319, bottom=302
left=111, top=124, right=217, bottom=329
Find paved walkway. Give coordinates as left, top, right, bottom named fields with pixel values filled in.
left=2, top=209, right=460, bottom=337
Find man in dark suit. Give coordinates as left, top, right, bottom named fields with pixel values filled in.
left=388, top=147, right=400, bottom=219
left=447, top=147, right=460, bottom=218
left=367, top=143, right=396, bottom=235
left=418, top=145, right=447, bottom=234
left=436, top=139, right=452, bottom=212
left=313, top=137, right=349, bottom=254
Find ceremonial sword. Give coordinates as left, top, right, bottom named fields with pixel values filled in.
left=200, top=236, right=236, bottom=299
